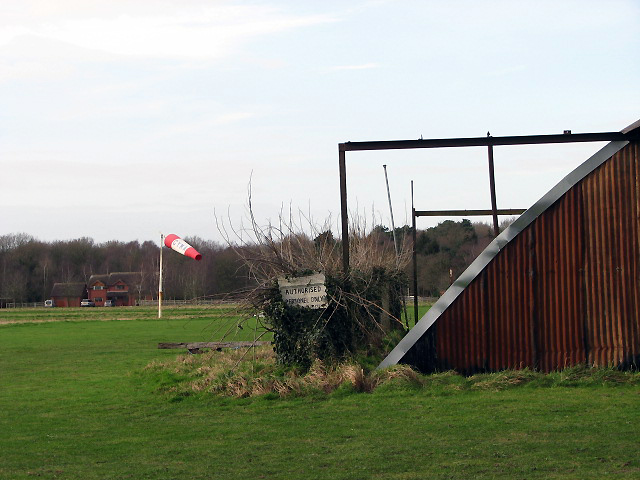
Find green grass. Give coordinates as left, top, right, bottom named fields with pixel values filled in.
left=0, top=304, right=244, bottom=324
left=1, top=307, right=639, bottom=479
left=402, top=303, right=431, bottom=327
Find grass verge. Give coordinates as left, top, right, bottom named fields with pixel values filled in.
left=145, top=345, right=640, bottom=399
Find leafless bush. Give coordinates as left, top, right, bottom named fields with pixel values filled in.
left=216, top=187, right=410, bottom=283
left=215, top=181, right=411, bottom=306
left=214, top=182, right=411, bottom=366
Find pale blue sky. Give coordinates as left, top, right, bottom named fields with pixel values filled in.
left=1, top=0, right=639, bottom=244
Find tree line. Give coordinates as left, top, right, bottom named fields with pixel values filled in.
left=0, top=219, right=510, bottom=303
left=0, top=234, right=252, bottom=303
left=373, top=218, right=505, bottom=297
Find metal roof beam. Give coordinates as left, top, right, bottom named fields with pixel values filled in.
left=415, top=208, right=526, bottom=217
left=339, top=132, right=627, bottom=152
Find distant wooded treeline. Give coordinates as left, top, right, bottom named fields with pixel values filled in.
left=0, top=234, right=252, bottom=303
left=375, top=218, right=507, bottom=296
left=0, top=219, right=511, bottom=303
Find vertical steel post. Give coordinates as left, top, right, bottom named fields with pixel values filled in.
left=487, top=133, right=500, bottom=237
left=412, top=181, right=418, bottom=326
left=339, top=148, right=350, bottom=277
left=383, top=165, right=399, bottom=258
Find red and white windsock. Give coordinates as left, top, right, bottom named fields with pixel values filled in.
left=164, top=234, right=202, bottom=261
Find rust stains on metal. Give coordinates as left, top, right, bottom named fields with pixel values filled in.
left=428, top=139, right=640, bottom=373
left=581, top=140, right=640, bottom=368
left=387, top=133, right=640, bottom=374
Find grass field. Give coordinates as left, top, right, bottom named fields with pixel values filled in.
left=1, top=306, right=639, bottom=479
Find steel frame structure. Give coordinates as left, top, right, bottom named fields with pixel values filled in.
left=338, top=131, right=628, bottom=323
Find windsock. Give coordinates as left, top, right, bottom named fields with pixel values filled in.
left=164, top=234, right=202, bottom=261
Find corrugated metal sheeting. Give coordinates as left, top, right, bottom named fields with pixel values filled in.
left=383, top=131, right=640, bottom=373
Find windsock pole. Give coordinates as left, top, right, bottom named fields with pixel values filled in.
left=158, top=233, right=164, bottom=319
left=158, top=233, right=201, bottom=318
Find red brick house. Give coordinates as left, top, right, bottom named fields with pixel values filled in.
left=50, top=283, right=88, bottom=308
left=87, top=272, right=145, bottom=307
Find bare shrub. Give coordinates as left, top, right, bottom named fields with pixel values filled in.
left=215, top=184, right=411, bottom=368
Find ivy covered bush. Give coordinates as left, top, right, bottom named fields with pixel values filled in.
left=221, top=208, right=411, bottom=369
left=260, top=269, right=406, bottom=368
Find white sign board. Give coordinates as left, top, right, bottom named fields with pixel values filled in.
left=278, top=273, right=327, bottom=309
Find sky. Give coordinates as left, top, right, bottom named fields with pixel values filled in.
left=1, top=0, right=639, bottom=246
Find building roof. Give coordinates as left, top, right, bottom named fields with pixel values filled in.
left=51, top=283, right=87, bottom=298
left=108, top=272, right=142, bottom=286
left=87, top=274, right=109, bottom=286
left=87, top=272, right=142, bottom=287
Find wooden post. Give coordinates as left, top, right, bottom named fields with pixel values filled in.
left=158, top=233, right=163, bottom=319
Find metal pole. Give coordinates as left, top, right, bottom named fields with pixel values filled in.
left=158, top=233, right=163, bottom=319
left=382, top=165, right=408, bottom=327
left=43, top=262, right=47, bottom=304
left=383, top=165, right=399, bottom=258
left=339, top=148, right=350, bottom=278
left=412, top=181, right=418, bottom=327
left=487, top=132, right=500, bottom=237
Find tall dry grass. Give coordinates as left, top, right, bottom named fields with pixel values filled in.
left=145, top=347, right=640, bottom=399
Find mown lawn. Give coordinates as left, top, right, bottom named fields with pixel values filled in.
left=1, top=307, right=638, bottom=479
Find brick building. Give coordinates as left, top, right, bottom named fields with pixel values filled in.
left=50, top=283, right=88, bottom=308
left=87, top=272, right=144, bottom=307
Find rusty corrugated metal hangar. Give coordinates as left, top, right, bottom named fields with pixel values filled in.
left=377, top=119, right=640, bottom=373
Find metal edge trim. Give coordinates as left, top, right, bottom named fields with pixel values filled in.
left=377, top=139, right=630, bottom=370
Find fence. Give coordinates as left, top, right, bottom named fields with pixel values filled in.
left=0, top=299, right=239, bottom=309
left=138, top=299, right=239, bottom=307
left=2, top=302, right=46, bottom=309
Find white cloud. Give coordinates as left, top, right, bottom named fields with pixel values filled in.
left=0, top=56, right=74, bottom=82
left=329, top=63, right=380, bottom=71
left=137, top=110, right=258, bottom=142
left=0, top=1, right=338, bottom=60
left=213, top=111, right=255, bottom=125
